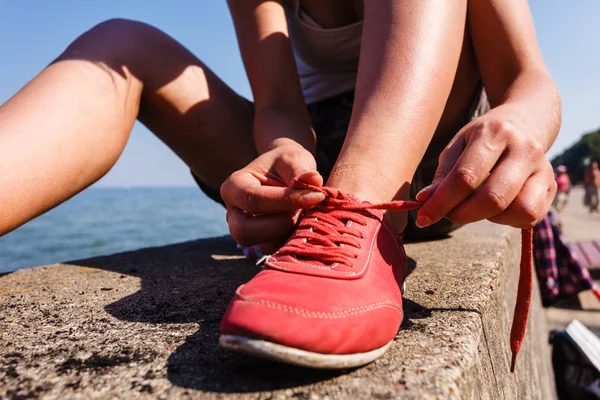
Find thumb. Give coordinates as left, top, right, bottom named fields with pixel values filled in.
left=416, top=135, right=465, bottom=202
left=296, top=170, right=323, bottom=187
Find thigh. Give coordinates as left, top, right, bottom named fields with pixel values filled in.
left=76, top=19, right=257, bottom=191
left=0, top=19, right=255, bottom=235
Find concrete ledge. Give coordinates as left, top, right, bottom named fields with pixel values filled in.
left=0, top=222, right=555, bottom=399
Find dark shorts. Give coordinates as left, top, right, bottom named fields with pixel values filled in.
left=194, top=86, right=490, bottom=240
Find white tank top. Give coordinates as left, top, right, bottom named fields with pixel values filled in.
left=284, top=0, right=363, bottom=104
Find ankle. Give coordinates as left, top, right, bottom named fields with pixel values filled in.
left=326, top=164, right=409, bottom=203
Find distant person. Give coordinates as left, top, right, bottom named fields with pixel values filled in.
left=0, top=1, right=560, bottom=369
left=552, top=165, right=570, bottom=212
left=584, top=161, right=600, bottom=213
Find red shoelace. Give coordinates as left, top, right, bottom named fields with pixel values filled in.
left=282, top=180, right=532, bottom=373
left=279, top=186, right=420, bottom=266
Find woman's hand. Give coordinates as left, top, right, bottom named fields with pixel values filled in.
left=220, top=144, right=324, bottom=252
left=416, top=105, right=557, bottom=229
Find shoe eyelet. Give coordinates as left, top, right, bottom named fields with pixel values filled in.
left=360, top=233, right=365, bottom=239
left=363, top=222, right=368, bottom=227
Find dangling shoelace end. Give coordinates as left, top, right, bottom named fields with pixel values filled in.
left=592, top=287, right=600, bottom=303
left=509, top=228, right=534, bottom=373
left=510, top=353, right=518, bottom=374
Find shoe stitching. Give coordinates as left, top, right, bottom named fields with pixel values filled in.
left=235, top=295, right=402, bottom=319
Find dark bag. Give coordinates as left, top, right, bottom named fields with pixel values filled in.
left=551, top=321, right=600, bottom=400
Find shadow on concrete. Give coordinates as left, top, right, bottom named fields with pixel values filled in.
left=69, top=237, right=472, bottom=393
left=400, top=298, right=480, bottom=332
left=403, top=233, right=453, bottom=244
left=166, top=328, right=349, bottom=392
left=407, top=256, right=417, bottom=276
left=163, top=256, right=419, bottom=393
left=71, top=236, right=349, bottom=392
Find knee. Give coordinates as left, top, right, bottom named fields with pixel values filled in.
left=57, top=18, right=160, bottom=68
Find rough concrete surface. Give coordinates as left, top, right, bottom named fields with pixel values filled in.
left=0, top=222, right=555, bottom=399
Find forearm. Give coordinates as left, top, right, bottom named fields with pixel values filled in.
left=495, top=69, right=561, bottom=152
left=468, top=0, right=561, bottom=152
left=228, top=0, right=314, bottom=155
left=328, top=0, right=467, bottom=201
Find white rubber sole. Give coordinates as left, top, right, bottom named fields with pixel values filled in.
left=219, top=335, right=393, bottom=369
left=220, top=281, right=406, bottom=369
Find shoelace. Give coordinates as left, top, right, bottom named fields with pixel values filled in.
left=279, top=186, right=421, bottom=266
left=282, top=179, right=532, bottom=373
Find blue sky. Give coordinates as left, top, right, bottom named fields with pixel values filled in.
left=0, top=0, right=597, bottom=187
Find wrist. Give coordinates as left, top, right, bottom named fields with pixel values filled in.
left=266, top=138, right=309, bottom=153
left=253, top=108, right=316, bottom=155
left=495, top=72, right=561, bottom=152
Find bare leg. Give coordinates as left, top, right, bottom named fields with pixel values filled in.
left=326, top=2, right=476, bottom=233
left=0, top=19, right=255, bottom=236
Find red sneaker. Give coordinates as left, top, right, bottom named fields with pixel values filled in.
left=219, top=185, right=420, bottom=369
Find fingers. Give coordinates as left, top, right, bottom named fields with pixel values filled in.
left=488, top=169, right=557, bottom=229
left=221, top=171, right=325, bottom=214
left=416, top=136, right=465, bottom=203
left=273, top=148, right=320, bottom=186
left=222, top=146, right=325, bottom=248
left=416, top=124, right=506, bottom=227
left=416, top=135, right=466, bottom=203
left=446, top=156, right=531, bottom=224
left=227, top=207, right=299, bottom=246
left=296, top=170, right=323, bottom=187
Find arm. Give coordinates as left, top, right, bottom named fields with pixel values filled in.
left=469, top=0, right=561, bottom=150
left=416, top=0, right=561, bottom=229
left=327, top=0, right=468, bottom=202
left=228, top=0, right=315, bottom=154
left=223, top=1, right=324, bottom=251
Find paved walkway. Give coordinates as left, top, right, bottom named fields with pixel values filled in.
left=545, top=187, right=600, bottom=337
left=560, top=186, right=600, bottom=242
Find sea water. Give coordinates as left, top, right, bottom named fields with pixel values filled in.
left=0, top=187, right=228, bottom=273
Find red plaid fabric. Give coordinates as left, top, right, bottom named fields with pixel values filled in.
left=533, top=210, right=600, bottom=306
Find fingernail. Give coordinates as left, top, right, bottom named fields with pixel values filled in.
left=416, top=185, right=432, bottom=202
left=300, top=191, right=325, bottom=204
left=416, top=215, right=432, bottom=228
